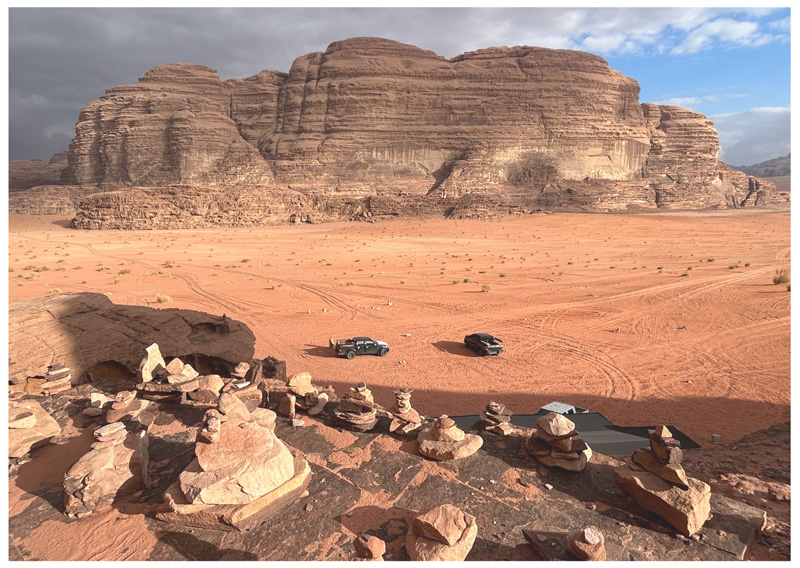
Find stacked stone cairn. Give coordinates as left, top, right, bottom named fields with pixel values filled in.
left=41, top=364, right=71, bottom=395
left=133, top=343, right=260, bottom=410
left=9, top=398, right=62, bottom=458
left=526, top=412, right=592, bottom=472
left=479, top=401, right=514, bottom=435
left=614, top=425, right=711, bottom=536
left=417, top=415, right=483, bottom=461
left=156, top=392, right=310, bottom=531
left=388, top=388, right=423, bottom=435
left=405, top=504, right=478, bottom=561
left=566, top=526, right=606, bottom=561
left=64, top=419, right=150, bottom=517
left=82, top=389, right=150, bottom=423
left=333, top=382, right=379, bottom=432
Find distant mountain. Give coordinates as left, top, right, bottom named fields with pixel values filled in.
left=734, top=153, right=791, bottom=177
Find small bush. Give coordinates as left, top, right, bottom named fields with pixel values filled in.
left=453, top=279, right=460, bottom=284
left=499, top=273, right=506, bottom=278
left=707, top=258, right=715, bottom=262
left=164, top=261, right=175, bottom=268
left=73, top=265, right=83, bottom=270
left=773, top=269, right=790, bottom=285
left=23, top=265, right=36, bottom=271
left=481, top=284, right=492, bottom=293
left=346, top=281, right=355, bottom=286
left=744, top=263, right=750, bottom=267
left=156, top=294, right=173, bottom=304
left=400, top=280, right=405, bottom=284
left=463, top=278, right=470, bottom=283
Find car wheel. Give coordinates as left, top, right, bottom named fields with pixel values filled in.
left=346, top=350, right=355, bottom=359
left=379, top=348, right=387, bottom=357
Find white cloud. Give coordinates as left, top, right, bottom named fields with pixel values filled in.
left=710, top=107, right=790, bottom=166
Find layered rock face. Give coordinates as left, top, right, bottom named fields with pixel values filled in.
left=9, top=152, right=67, bottom=189
left=65, top=64, right=274, bottom=188
left=55, top=37, right=774, bottom=225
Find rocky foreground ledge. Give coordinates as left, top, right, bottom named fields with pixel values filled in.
left=9, top=386, right=769, bottom=561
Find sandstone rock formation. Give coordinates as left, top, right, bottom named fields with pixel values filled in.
left=15, top=37, right=774, bottom=227
left=8, top=152, right=67, bottom=189
left=63, top=420, right=149, bottom=517
left=405, top=504, right=478, bottom=561
left=526, top=412, right=592, bottom=472
left=614, top=425, right=712, bottom=536
left=8, top=292, right=256, bottom=386
left=417, top=415, right=483, bottom=461
left=157, top=403, right=311, bottom=531
left=8, top=399, right=62, bottom=458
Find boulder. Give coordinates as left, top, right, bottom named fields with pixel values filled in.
left=8, top=400, right=62, bottom=458
left=180, top=421, right=295, bottom=505
left=411, top=503, right=469, bottom=547
left=354, top=534, right=386, bottom=560
left=614, top=464, right=711, bottom=536
left=217, top=392, right=252, bottom=423
left=64, top=424, right=149, bottom=516
left=566, top=526, right=606, bottom=561
left=406, top=505, right=478, bottom=561
left=417, top=427, right=483, bottom=461
left=138, top=343, right=166, bottom=382
left=631, top=448, right=689, bottom=489
left=537, top=412, right=575, bottom=437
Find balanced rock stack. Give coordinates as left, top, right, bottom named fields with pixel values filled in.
left=566, top=526, right=606, bottom=561
left=222, top=361, right=263, bottom=410
left=405, top=504, right=478, bottom=561
left=135, top=344, right=230, bottom=407
left=41, top=364, right=71, bottom=395
left=388, top=388, right=423, bottom=435
left=417, top=415, right=483, bottom=461
left=64, top=419, right=149, bottom=517
left=157, top=402, right=311, bottom=531
left=9, top=399, right=62, bottom=458
left=614, top=425, right=711, bottom=536
left=286, top=372, right=329, bottom=417
left=333, top=382, right=378, bottom=432
left=480, top=401, right=514, bottom=435
left=526, top=412, right=592, bottom=472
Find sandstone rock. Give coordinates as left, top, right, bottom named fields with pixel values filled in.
left=138, top=343, right=166, bottom=383
left=537, top=412, right=575, bottom=437
left=8, top=292, right=257, bottom=386
left=534, top=446, right=593, bottom=472
left=632, top=448, right=689, bottom=490
left=199, top=374, right=225, bottom=394
left=232, top=362, right=250, bottom=379
left=650, top=432, right=683, bottom=465
left=614, top=464, right=711, bottom=536
left=218, top=392, right=252, bottom=423
left=9, top=400, right=62, bottom=458
left=406, top=505, right=478, bottom=561
left=354, top=534, right=385, bottom=560
left=767, top=483, right=790, bottom=502
left=287, top=372, right=315, bottom=397
left=308, top=392, right=329, bottom=416
left=411, top=503, right=469, bottom=546
left=432, top=416, right=466, bottom=442
left=179, top=421, right=295, bottom=506
left=165, top=358, right=184, bottom=375
left=654, top=425, right=672, bottom=438
left=251, top=408, right=277, bottom=431
left=9, top=156, right=65, bottom=190
left=64, top=424, right=149, bottom=516
left=278, top=393, right=297, bottom=418
left=417, top=426, right=483, bottom=461
left=566, top=526, right=606, bottom=561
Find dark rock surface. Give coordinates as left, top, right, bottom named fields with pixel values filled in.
left=8, top=389, right=767, bottom=561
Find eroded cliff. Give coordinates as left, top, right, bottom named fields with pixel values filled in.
left=27, top=37, right=776, bottom=226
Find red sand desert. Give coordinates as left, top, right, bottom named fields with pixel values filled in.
left=8, top=211, right=790, bottom=446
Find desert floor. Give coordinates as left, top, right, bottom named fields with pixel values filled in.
left=8, top=210, right=790, bottom=446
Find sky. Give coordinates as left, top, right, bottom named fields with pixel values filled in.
left=6, top=5, right=792, bottom=167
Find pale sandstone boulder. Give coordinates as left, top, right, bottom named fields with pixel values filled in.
left=217, top=392, right=252, bottom=423
left=566, top=526, right=606, bottom=561
left=138, top=343, right=166, bottom=382
left=536, top=412, right=575, bottom=437
left=417, top=427, right=483, bottom=461
left=406, top=504, right=478, bottom=561
left=179, top=421, right=294, bottom=505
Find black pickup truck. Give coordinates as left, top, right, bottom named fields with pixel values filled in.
left=464, top=333, right=503, bottom=356
left=333, top=337, right=390, bottom=359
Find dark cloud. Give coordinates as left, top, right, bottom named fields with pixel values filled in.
left=8, top=7, right=790, bottom=162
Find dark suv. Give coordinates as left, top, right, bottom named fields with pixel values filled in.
left=464, top=333, right=503, bottom=356
left=333, top=337, right=390, bottom=359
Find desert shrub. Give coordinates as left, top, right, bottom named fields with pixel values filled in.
left=481, top=284, right=492, bottom=293
left=773, top=269, right=790, bottom=285
left=23, top=265, right=36, bottom=271
left=346, top=281, right=355, bottom=286
left=499, top=273, right=506, bottom=277
left=506, top=151, right=560, bottom=189
left=156, top=294, right=172, bottom=304
left=118, top=269, right=131, bottom=275
left=453, top=279, right=460, bottom=284
left=463, top=278, right=470, bottom=283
